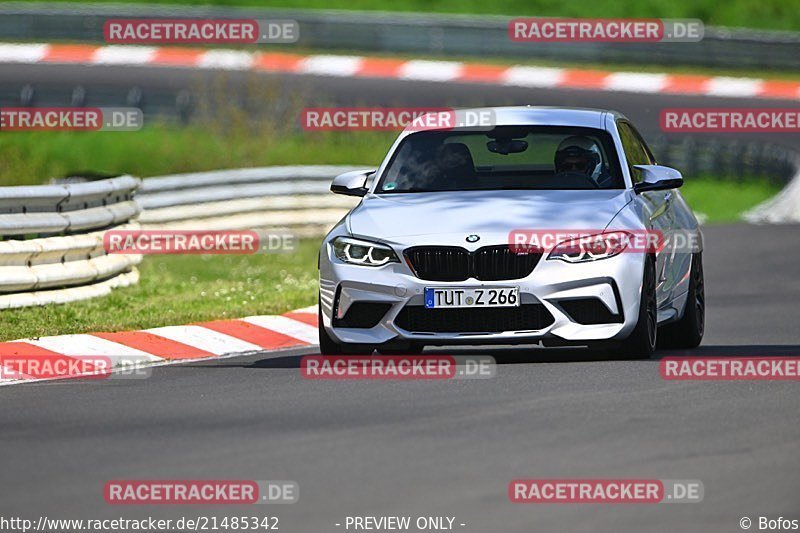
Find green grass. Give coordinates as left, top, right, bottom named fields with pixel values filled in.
left=680, top=177, right=782, bottom=223
left=0, top=124, right=394, bottom=186
left=0, top=240, right=321, bottom=341
left=44, top=0, right=800, bottom=32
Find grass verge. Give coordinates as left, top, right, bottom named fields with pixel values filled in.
left=680, top=177, right=782, bottom=223
left=0, top=125, right=394, bottom=186
left=0, top=240, right=321, bottom=341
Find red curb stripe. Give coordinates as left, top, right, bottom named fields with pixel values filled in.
left=0, top=342, right=80, bottom=380
left=457, top=63, right=508, bottom=83
left=757, top=80, right=800, bottom=100
left=0, top=43, right=795, bottom=101
left=151, top=46, right=205, bottom=67
left=0, top=342, right=66, bottom=357
left=560, top=69, right=610, bottom=89
left=199, top=319, right=305, bottom=349
left=92, top=331, right=213, bottom=360
left=355, top=57, right=406, bottom=78
left=42, top=44, right=100, bottom=63
left=284, top=312, right=318, bottom=327
left=662, top=74, right=712, bottom=94
left=254, top=51, right=304, bottom=72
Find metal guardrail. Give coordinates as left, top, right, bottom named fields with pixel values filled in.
left=0, top=176, right=142, bottom=309
left=648, top=136, right=797, bottom=186
left=137, top=165, right=362, bottom=235
left=1, top=3, right=799, bottom=70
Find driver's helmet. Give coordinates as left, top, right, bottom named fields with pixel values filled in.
left=554, top=136, right=602, bottom=178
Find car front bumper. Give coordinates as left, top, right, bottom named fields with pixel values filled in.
left=319, top=240, right=646, bottom=347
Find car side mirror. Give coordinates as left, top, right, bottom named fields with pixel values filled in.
left=632, top=165, right=684, bottom=193
left=330, top=169, right=375, bottom=197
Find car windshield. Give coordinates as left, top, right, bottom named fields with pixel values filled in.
left=375, top=126, right=624, bottom=193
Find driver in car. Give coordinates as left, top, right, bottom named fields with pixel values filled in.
left=554, top=136, right=613, bottom=187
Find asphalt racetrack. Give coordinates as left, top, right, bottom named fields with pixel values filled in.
left=0, top=62, right=798, bottom=532
left=1, top=224, right=799, bottom=532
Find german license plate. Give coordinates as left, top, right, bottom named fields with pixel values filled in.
left=424, top=287, right=519, bottom=309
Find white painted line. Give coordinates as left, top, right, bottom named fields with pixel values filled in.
left=92, top=45, right=156, bottom=65
left=604, top=72, right=668, bottom=93
left=0, top=43, right=49, bottom=63
left=399, top=60, right=463, bottom=81
left=144, top=325, right=262, bottom=355
left=704, top=77, right=763, bottom=98
left=293, top=305, right=318, bottom=314
left=501, top=66, right=565, bottom=88
left=26, top=334, right=162, bottom=364
left=298, top=55, right=364, bottom=77
left=197, top=50, right=255, bottom=70
left=242, top=315, right=317, bottom=344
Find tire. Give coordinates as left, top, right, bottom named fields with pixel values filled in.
left=318, top=295, right=374, bottom=355
left=617, top=256, right=658, bottom=359
left=657, top=253, right=705, bottom=349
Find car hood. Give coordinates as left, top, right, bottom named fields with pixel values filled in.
left=347, top=189, right=633, bottom=242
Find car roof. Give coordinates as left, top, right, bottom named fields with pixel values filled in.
left=404, top=106, right=627, bottom=132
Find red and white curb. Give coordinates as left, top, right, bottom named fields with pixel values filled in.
left=0, top=305, right=319, bottom=386
left=1, top=42, right=799, bottom=101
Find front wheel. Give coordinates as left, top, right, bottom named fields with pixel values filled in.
left=658, top=253, right=705, bottom=349
left=617, top=256, right=657, bottom=359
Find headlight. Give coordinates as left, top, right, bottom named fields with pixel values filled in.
left=547, top=231, right=632, bottom=263
left=332, top=236, right=399, bottom=266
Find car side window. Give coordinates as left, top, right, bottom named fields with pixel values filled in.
left=617, top=121, right=655, bottom=184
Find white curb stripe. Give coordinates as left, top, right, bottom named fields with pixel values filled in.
left=25, top=334, right=162, bottom=363
left=93, top=45, right=156, bottom=65
left=604, top=72, right=668, bottom=93
left=501, top=66, right=565, bottom=88
left=299, top=55, right=363, bottom=77
left=399, top=60, right=463, bottom=82
left=0, top=43, right=49, bottom=63
left=144, top=325, right=263, bottom=355
left=197, top=50, right=255, bottom=70
left=704, top=77, right=764, bottom=97
left=242, top=315, right=317, bottom=344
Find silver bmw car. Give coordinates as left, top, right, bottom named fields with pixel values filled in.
left=318, top=107, right=704, bottom=358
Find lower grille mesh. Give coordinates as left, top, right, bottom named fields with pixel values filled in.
left=395, top=304, right=554, bottom=333
left=558, top=298, right=623, bottom=325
